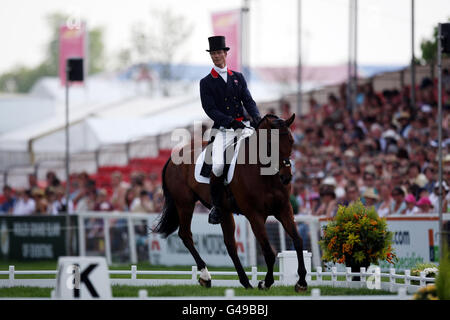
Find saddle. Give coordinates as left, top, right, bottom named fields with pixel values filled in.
left=196, top=128, right=255, bottom=215
left=199, top=136, right=235, bottom=179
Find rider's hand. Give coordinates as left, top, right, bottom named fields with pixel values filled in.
left=230, top=120, right=246, bottom=130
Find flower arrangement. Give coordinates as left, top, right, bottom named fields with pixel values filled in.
left=320, top=200, right=397, bottom=270
left=411, top=262, right=438, bottom=285
left=411, top=263, right=438, bottom=277
left=413, top=284, right=438, bottom=300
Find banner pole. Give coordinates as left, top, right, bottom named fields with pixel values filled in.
left=437, top=23, right=444, bottom=260
left=65, top=61, right=71, bottom=256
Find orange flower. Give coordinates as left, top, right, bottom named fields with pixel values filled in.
left=342, top=243, right=352, bottom=254
left=370, top=220, right=378, bottom=226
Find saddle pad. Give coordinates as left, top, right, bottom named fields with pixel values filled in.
left=194, top=128, right=254, bottom=184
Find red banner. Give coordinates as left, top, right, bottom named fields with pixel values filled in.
left=59, top=23, right=86, bottom=86
left=211, top=9, right=241, bottom=72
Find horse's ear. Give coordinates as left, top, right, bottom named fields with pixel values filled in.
left=285, top=114, right=295, bottom=127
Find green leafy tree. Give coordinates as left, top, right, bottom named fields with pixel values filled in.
left=128, top=8, right=194, bottom=96
left=0, top=12, right=105, bottom=93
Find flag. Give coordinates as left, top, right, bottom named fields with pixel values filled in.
left=211, top=9, right=241, bottom=72
left=59, top=22, right=86, bottom=86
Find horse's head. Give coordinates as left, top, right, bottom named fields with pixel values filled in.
left=257, top=113, right=295, bottom=185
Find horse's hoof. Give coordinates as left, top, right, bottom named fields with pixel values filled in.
left=199, top=278, right=211, bottom=288
left=245, top=284, right=253, bottom=290
left=258, top=281, right=269, bottom=290
left=295, top=283, right=308, bottom=292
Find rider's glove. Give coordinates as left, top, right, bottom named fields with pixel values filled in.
left=230, top=120, right=246, bottom=130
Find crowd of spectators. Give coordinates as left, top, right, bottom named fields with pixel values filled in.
left=0, top=170, right=164, bottom=216
left=283, top=73, right=450, bottom=220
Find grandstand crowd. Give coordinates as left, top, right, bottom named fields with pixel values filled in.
left=1, top=72, right=450, bottom=219
left=0, top=170, right=165, bottom=215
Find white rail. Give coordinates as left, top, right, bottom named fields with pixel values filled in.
left=0, top=264, right=435, bottom=295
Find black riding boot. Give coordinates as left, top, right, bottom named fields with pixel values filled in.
left=208, top=173, right=225, bottom=224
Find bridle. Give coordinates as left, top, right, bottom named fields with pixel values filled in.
left=261, top=117, right=293, bottom=173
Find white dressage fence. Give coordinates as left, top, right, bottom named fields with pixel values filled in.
left=0, top=250, right=436, bottom=297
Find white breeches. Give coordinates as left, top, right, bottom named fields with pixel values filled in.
left=211, top=121, right=252, bottom=177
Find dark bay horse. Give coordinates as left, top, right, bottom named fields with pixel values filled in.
left=152, top=114, right=307, bottom=292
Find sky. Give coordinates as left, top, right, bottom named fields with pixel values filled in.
left=0, top=0, right=449, bottom=74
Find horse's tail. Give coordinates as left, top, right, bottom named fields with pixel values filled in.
left=152, top=157, right=179, bottom=238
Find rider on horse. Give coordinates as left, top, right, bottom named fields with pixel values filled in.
left=200, top=36, right=261, bottom=225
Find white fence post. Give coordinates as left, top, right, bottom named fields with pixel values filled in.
left=419, top=271, right=426, bottom=287
left=138, top=289, right=148, bottom=299
left=131, top=265, right=137, bottom=281
left=360, top=267, right=366, bottom=289
left=103, top=218, right=112, bottom=265
left=78, top=214, right=86, bottom=256
left=304, top=251, right=312, bottom=282
left=331, top=267, right=337, bottom=287
left=307, top=217, right=321, bottom=269
left=397, top=287, right=407, bottom=299
left=225, top=289, right=235, bottom=299
left=127, top=216, right=138, bottom=265
left=311, top=288, right=321, bottom=299
left=8, top=265, right=14, bottom=286
left=404, top=270, right=411, bottom=286
left=375, top=267, right=381, bottom=290
left=191, top=266, right=198, bottom=284
left=251, top=266, right=258, bottom=287
left=346, top=267, right=352, bottom=287
left=317, top=266, right=322, bottom=284
left=389, top=268, right=396, bottom=292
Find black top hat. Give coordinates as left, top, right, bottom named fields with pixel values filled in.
left=206, top=36, right=230, bottom=52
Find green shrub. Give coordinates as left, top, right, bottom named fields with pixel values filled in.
left=436, top=244, right=450, bottom=300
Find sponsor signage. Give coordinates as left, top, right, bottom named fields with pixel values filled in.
left=149, top=214, right=248, bottom=267
left=0, top=216, right=78, bottom=260
left=211, top=9, right=241, bottom=72
left=59, top=22, right=86, bottom=86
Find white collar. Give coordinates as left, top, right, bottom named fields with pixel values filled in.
left=213, top=65, right=228, bottom=73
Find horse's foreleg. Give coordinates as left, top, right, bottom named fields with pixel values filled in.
left=248, top=216, right=276, bottom=290
left=176, top=206, right=210, bottom=287
left=221, top=212, right=252, bottom=289
left=275, top=208, right=308, bottom=292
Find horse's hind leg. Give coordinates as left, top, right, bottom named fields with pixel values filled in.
left=220, top=212, right=252, bottom=289
left=247, top=215, right=276, bottom=290
left=176, top=202, right=211, bottom=287
left=275, top=207, right=308, bottom=292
